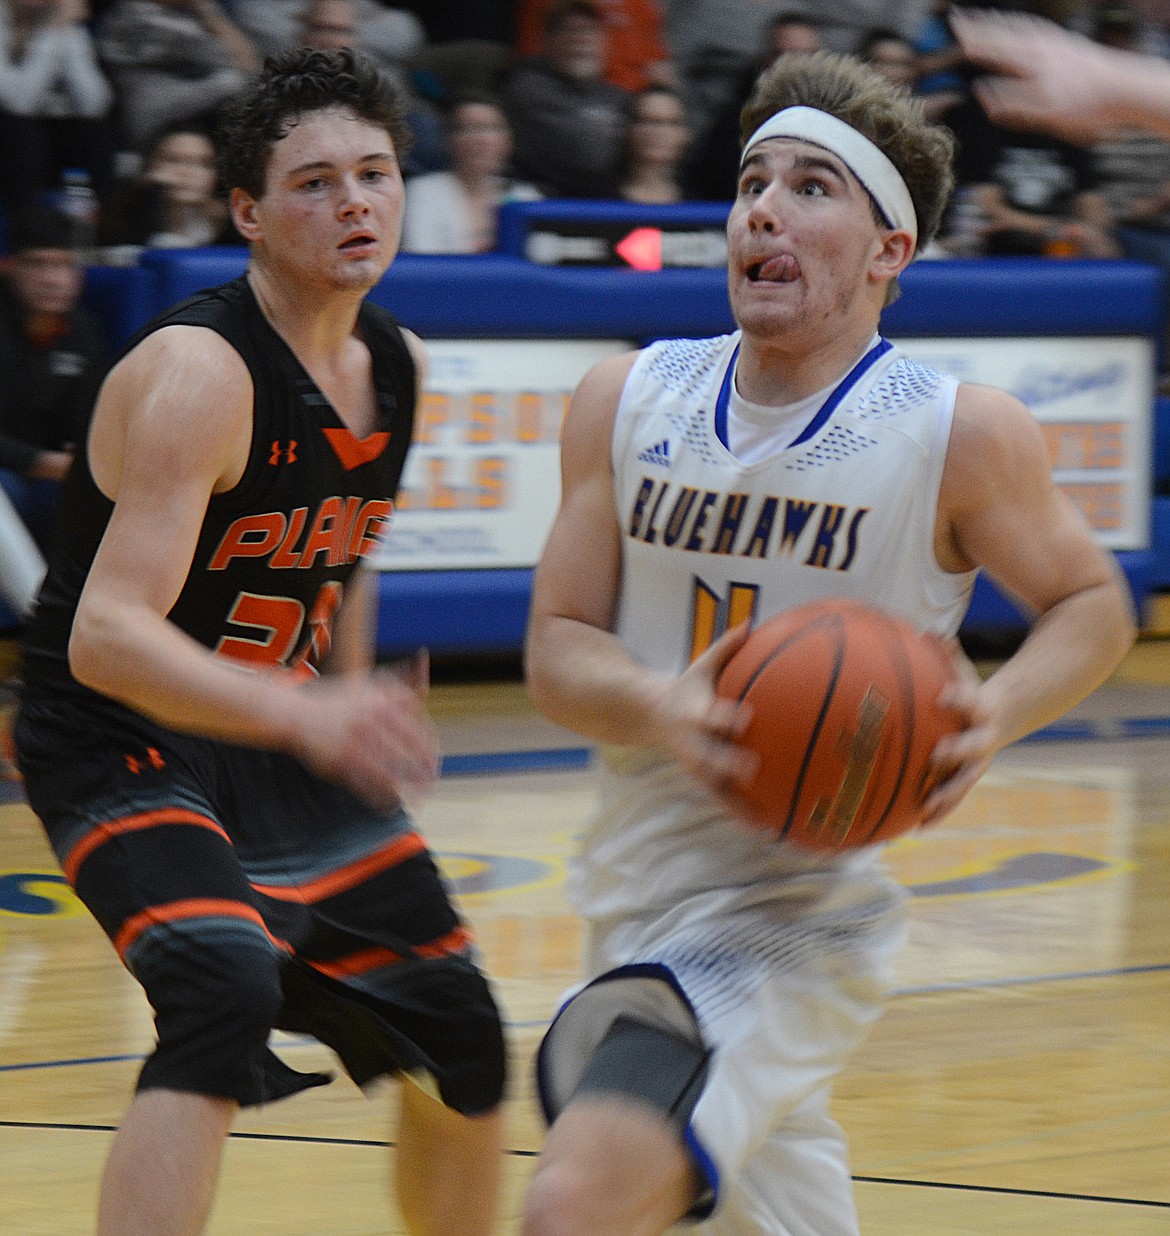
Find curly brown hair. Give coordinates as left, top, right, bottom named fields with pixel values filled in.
left=740, top=50, right=955, bottom=249
left=215, top=48, right=413, bottom=198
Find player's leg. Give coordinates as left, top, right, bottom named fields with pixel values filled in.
left=700, top=1088, right=859, bottom=1236
left=66, top=828, right=287, bottom=1236
left=522, top=1093, right=700, bottom=1236
left=394, top=1080, right=504, bottom=1235
left=524, top=988, right=715, bottom=1236
left=82, top=830, right=290, bottom=1236
left=16, top=708, right=302, bottom=1234
left=97, top=1090, right=237, bottom=1236
left=256, top=778, right=509, bottom=1233
left=88, top=858, right=299, bottom=1236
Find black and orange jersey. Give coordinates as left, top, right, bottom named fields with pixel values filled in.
left=23, top=275, right=416, bottom=696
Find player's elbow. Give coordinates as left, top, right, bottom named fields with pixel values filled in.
left=1111, top=586, right=1140, bottom=660
left=1085, top=569, right=1139, bottom=675
left=1104, top=556, right=1140, bottom=645
left=68, top=598, right=132, bottom=696
left=523, top=635, right=559, bottom=722
left=524, top=616, right=575, bottom=726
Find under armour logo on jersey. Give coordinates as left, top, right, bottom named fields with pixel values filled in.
left=637, top=438, right=672, bottom=468
left=269, top=440, right=298, bottom=465
left=124, top=747, right=166, bottom=775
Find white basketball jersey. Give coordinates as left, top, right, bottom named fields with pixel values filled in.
left=573, top=332, right=977, bottom=930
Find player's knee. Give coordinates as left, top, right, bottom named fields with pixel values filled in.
left=209, top=944, right=284, bottom=1031
left=523, top=1149, right=692, bottom=1236
left=137, top=931, right=284, bottom=1093
left=521, top=1161, right=603, bottom=1236
left=417, top=962, right=508, bottom=1115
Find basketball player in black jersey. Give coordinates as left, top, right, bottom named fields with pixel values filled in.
left=15, top=50, right=505, bottom=1235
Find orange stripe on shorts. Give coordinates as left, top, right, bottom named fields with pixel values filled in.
left=250, top=830, right=428, bottom=904
left=307, top=924, right=474, bottom=980
left=113, top=897, right=290, bottom=960
left=63, top=809, right=230, bottom=884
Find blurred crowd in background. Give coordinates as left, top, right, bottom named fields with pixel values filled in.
left=0, top=0, right=1168, bottom=261
left=1, top=0, right=1169, bottom=619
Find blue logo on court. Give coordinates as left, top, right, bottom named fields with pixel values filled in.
left=0, top=853, right=562, bottom=919
left=0, top=871, right=76, bottom=917
left=0, top=850, right=1119, bottom=919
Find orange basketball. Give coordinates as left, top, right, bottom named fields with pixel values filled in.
left=716, top=599, right=962, bottom=850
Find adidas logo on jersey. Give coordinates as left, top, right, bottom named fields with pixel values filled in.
left=637, top=438, right=672, bottom=468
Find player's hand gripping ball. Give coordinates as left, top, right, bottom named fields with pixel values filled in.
left=716, top=599, right=962, bottom=850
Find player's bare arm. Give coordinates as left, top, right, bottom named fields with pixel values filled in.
left=925, top=382, right=1137, bottom=818
left=71, top=325, right=256, bottom=715
left=293, top=327, right=437, bottom=800
left=949, top=10, right=1170, bottom=142
left=525, top=352, right=753, bottom=792
left=322, top=330, right=425, bottom=677
left=322, top=562, right=379, bottom=674
left=70, top=326, right=436, bottom=804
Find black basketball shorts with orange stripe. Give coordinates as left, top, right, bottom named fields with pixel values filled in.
left=14, top=692, right=506, bottom=1114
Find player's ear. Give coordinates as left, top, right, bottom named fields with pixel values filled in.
left=230, top=187, right=262, bottom=242
left=872, top=228, right=915, bottom=278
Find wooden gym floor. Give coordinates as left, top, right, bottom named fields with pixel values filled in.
left=2, top=640, right=1169, bottom=1234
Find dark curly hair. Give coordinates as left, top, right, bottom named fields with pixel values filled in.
left=215, top=48, right=413, bottom=198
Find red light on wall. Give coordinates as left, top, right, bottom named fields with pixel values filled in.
left=615, top=227, right=663, bottom=271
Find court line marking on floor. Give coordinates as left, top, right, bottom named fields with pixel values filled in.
left=853, top=1175, right=1170, bottom=1209
left=438, top=717, right=1170, bottom=777
left=440, top=748, right=592, bottom=776
left=3, top=713, right=1168, bottom=805
left=895, top=959, right=1170, bottom=996
left=5, top=955, right=1168, bottom=1064
left=2, top=1118, right=1167, bottom=1208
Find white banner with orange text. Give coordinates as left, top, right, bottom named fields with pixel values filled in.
left=372, top=333, right=1153, bottom=570
left=900, top=335, right=1153, bottom=551
left=372, top=338, right=632, bottom=570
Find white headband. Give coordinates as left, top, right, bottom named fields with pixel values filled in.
left=740, top=106, right=917, bottom=241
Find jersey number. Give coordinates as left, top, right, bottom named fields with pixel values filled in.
left=216, top=582, right=343, bottom=678
left=689, top=577, right=759, bottom=662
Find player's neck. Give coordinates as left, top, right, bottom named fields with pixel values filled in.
left=246, top=265, right=364, bottom=364
left=735, top=323, right=879, bottom=407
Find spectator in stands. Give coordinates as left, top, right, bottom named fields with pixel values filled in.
left=942, top=70, right=1121, bottom=258
left=402, top=92, right=541, bottom=253
left=1087, top=3, right=1170, bottom=348
left=859, top=28, right=962, bottom=124
left=506, top=0, right=629, bottom=198
left=402, top=1, right=514, bottom=44
left=515, top=0, right=677, bottom=93
left=617, top=84, right=692, bottom=203
left=686, top=11, right=821, bottom=201
left=96, top=0, right=260, bottom=149
left=0, top=0, right=116, bottom=215
left=666, top=0, right=927, bottom=63
left=235, top=0, right=447, bottom=179
left=910, top=0, right=968, bottom=101
left=1089, top=2, right=1170, bottom=248
left=234, top=0, right=426, bottom=73
left=858, top=28, right=916, bottom=90
left=97, top=121, right=238, bottom=249
left=664, top=0, right=802, bottom=69
left=0, top=208, right=107, bottom=612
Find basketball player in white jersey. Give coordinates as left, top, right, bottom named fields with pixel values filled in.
left=521, top=51, right=1137, bottom=1235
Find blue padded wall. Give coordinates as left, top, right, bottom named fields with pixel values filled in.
left=77, top=245, right=1163, bottom=654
